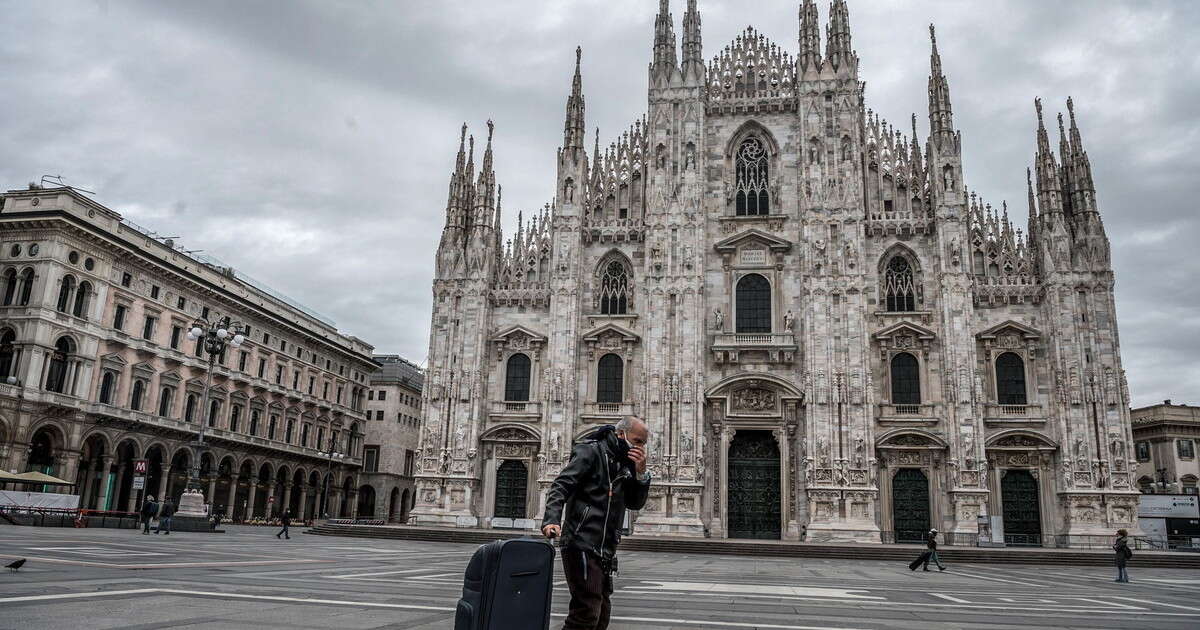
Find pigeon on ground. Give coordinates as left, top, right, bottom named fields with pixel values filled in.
left=5, top=558, right=25, bottom=572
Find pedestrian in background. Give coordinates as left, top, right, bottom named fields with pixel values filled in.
left=276, top=510, right=291, bottom=539
left=140, top=495, right=157, bottom=535
left=1113, top=528, right=1132, bottom=583
left=155, top=498, right=174, bottom=535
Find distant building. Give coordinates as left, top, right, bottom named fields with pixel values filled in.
left=1133, top=401, right=1199, bottom=495
left=358, top=354, right=424, bottom=521
left=0, top=186, right=377, bottom=521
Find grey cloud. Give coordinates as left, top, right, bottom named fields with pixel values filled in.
left=1, top=0, right=1196, bottom=408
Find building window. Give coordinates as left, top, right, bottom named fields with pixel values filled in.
left=201, top=306, right=209, bottom=320
left=184, top=393, right=197, bottom=422
left=280, top=340, right=287, bottom=352
left=170, top=325, right=182, bottom=349
left=56, top=275, right=75, bottom=312
left=368, top=390, right=374, bottom=401
left=734, top=136, right=770, bottom=216
left=158, top=386, right=174, bottom=417
left=308, top=376, right=314, bottom=395
left=285, top=418, right=295, bottom=443
left=597, top=353, right=624, bottom=403
left=1136, top=441, right=1150, bottom=462
left=323, top=382, right=329, bottom=399
left=150, top=285, right=160, bottom=299
left=301, top=423, right=311, bottom=448
left=177, top=296, right=186, bottom=309
left=1179, top=440, right=1195, bottom=459
left=505, top=353, right=532, bottom=401
left=268, top=415, right=278, bottom=440
left=239, top=351, right=248, bottom=371
left=379, top=390, right=387, bottom=401
left=884, top=256, right=917, bottom=312
left=995, top=352, right=1027, bottom=405
left=292, top=370, right=300, bottom=390
left=599, top=260, right=630, bottom=315
left=142, top=315, right=157, bottom=341
left=276, top=365, right=283, bottom=384
left=72, top=281, right=90, bottom=318
left=130, top=380, right=145, bottom=411
left=18, top=268, right=34, bottom=306
left=230, top=405, right=242, bottom=432
left=890, top=352, right=921, bottom=405
left=98, top=371, right=116, bottom=405
left=44, top=337, right=73, bottom=393
left=208, top=400, right=220, bottom=427
left=363, top=446, right=380, bottom=473
left=2, top=269, right=16, bottom=306
left=113, top=304, right=127, bottom=330
left=121, top=272, right=132, bottom=287
left=376, top=409, right=384, bottom=421
left=317, top=427, right=325, bottom=450
left=258, top=358, right=266, bottom=379
left=735, top=273, right=771, bottom=333
left=249, top=410, right=260, bottom=436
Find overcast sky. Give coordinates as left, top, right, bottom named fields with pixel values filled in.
left=1, top=1, right=1196, bottom=408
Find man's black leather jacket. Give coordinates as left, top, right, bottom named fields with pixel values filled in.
left=542, top=426, right=650, bottom=559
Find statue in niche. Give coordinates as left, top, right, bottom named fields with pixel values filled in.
left=784, top=310, right=795, bottom=331
left=551, top=429, right=562, bottom=456
left=684, top=144, right=696, bottom=171
left=536, top=453, right=547, bottom=477
left=681, top=432, right=694, bottom=456
left=564, top=178, right=575, bottom=203
left=943, top=167, right=955, bottom=192
left=817, top=438, right=829, bottom=466
left=438, top=449, right=450, bottom=474
left=803, top=456, right=814, bottom=483
left=713, top=309, right=724, bottom=331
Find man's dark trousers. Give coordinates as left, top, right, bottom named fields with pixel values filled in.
left=561, top=547, right=612, bottom=630
left=141, top=516, right=152, bottom=534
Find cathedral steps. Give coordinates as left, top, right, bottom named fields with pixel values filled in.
left=305, top=523, right=1200, bottom=568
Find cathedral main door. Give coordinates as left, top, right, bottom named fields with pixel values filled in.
left=727, top=431, right=781, bottom=540
left=891, top=468, right=930, bottom=543
left=1001, top=469, right=1042, bottom=546
left=494, top=460, right=528, bottom=519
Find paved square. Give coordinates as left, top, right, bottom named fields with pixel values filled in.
left=1, top=526, right=1198, bottom=629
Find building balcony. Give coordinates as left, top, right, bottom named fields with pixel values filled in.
left=710, top=332, right=797, bottom=364
left=489, top=400, right=543, bottom=421
left=877, top=403, right=939, bottom=424
left=581, top=401, right=638, bottom=422
left=984, top=403, right=1046, bottom=425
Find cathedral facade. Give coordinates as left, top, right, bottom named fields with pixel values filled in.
left=411, top=0, right=1140, bottom=544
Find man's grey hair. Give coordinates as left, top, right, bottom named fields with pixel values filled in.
left=616, top=415, right=645, bottom=432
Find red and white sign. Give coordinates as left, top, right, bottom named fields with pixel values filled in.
left=134, top=460, right=148, bottom=474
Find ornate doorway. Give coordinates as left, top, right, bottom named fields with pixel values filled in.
left=891, top=468, right=930, bottom=543
left=1001, top=469, right=1042, bottom=546
left=727, top=430, right=781, bottom=540
left=494, top=460, right=528, bottom=519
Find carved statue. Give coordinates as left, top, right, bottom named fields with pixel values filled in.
left=713, top=309, right=724, bottom=331
left=784, top=310, right=795, bottom=331
left=681, top=432, right=694, bottom=456
left=551, top=429, right=562, bottom=456
left=536, top=453, right=546, bottom=477
left=438, top=448, right=450, bottom=474
left=564, top=178, right=575, bottom=203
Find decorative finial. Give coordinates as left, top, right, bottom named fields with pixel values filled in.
left=1067, top=96, right=1076, bottom=123
left=487, top=119, right=494, bottom=141
left=576, top=45, right=582, bottom=65
left=1034, top=97, right=1044, bottom=123
left=929, top=23, right=936, bottom=46
left=460, top=122, right=467, bottom=142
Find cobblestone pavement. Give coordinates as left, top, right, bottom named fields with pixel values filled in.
left=1, top=525, right=1198, bottom=629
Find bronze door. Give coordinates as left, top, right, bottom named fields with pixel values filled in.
left=494, top=460, right=528, bottom=519
left=727, top=431, right=781, bottom=540
left=1001, top=469, right=1042, bottom=546
left=891, top=468, right=930, bottom=543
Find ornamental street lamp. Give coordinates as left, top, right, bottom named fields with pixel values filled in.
left=316, top=447, right=345, bottom=519
left=181, top=316, right=245, bottom=507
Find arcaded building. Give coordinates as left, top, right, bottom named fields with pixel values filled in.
left=411, top=1, right=1139, bottom=544
left=357, top=354, right=423, bottom=521
left=0, top=186, right=377, bottom=521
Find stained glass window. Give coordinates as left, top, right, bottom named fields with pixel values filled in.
left=735, top=137, right=770, bottom=216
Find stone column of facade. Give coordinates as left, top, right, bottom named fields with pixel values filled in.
left=281, top=483, right=292, bottom=516
left=246, top=476, right=258, bottom=520
left=297, top=485, right=308, bottom=521
left=225, top=474, right=239, bottom=519
left=57, top=451, right=80, bottom=495
left=125, top=465, right=139, bottom=513
left=156, top=465, right=171, bottom=501
left=96, top=456, right=115, bottom=511
left=207, top=476, right=217, bottom=509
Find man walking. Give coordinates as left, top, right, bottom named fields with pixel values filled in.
left=140, top=495, right=157, bottom=535
left=1113, top=528, right=1132, bottom=582
left=922, top=528, right=946, bottom=571
left=542, top=416, right=651, bottom=630
left=155, top=497, right=174, bottom=535
left=276, top=510, right=291, bottom=539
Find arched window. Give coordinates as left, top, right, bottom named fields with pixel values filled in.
left=995, top=352, right=1027, bottom=405
left=735, top=273, right=771, bottom=333
left=98, top=371, right=115, bottom=405
left=0, top=329, right=15, bottom=379
left=158, top=386, right=173, bottom=416
left=230, top=405, right=242, bottom=433
left=2, top=269, right=16, bottom=306
left=285, top=418, right=295, bottom=443
left=597, top=353, right=624, bottom=403
left=72, top=281, right=91, bottom=318
left=735, top=137, right=770, bottom=216
left=504, top=353, right=531, bottom=402
left=130, top=379, right=145, bottom=411
left=44, top=337, right=72, bottom=393
left=209, top=400, right=221, bottom=427
left=883, top=256, right=917, bottom=312
left=599, top=260, right=629, bottom=314
left=56, top=275, right=76, bottom=312
left=890, top=352, right=921, bottom=405
left=18, top=269, right=34, bottom=306
left=184, top=393, right=197, bottom=422
left=249, top=410, right=260, bottom=436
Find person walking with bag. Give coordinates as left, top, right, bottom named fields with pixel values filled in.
left=139, top=495, right=157, bottom=535
left=276, top=510, right=291, bottom=539
left=923, top=528, right=946, bottom=571
left=542, top=417, right=652, bottom=630
left=1113, top=528, right=1132, bottom=582
left=155, top=498, right=174, bottom=534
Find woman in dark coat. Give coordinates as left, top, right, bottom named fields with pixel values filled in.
left=1113, top=528, right=1132, bottom=583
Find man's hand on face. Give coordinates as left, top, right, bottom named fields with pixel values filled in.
left=627, top=445, right=647, bottom=475
left=542, top=524, right=561, bottom=539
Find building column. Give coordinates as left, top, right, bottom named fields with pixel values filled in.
left=226, top=474, right=239, bottom=519
left=156, top=465, right=171, bottom=501
left=329, top=487, right=342, bottom=518
left=297, top=486, right=308, bottom=521
left=281, top=482, right=293, bottom=516
left=124, top=465, right=139, bottom=513
left=207, top=476, right=217, bottom=509
left=265, top=476, right=276, bottom=517
left=96, top=456, right=115, bottom=511
left=77, top=460, right=94, bottom=508
left=246, top=477, right=259, bottom=520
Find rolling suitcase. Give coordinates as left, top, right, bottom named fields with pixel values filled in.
left=908, top=551, right=931, bottom=571
left=455, top=538, right=555, bottom=630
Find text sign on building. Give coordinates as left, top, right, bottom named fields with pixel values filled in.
left=740, top=249, right=767, bottom=266
left=132, top=476, right=146, bottom=490
left=1137, top=494, right=1199, bottom=518
left=134, top=460, right=148, bottom=474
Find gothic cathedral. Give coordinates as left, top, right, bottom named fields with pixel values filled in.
left=411, top=0, right=1139, bottom=544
